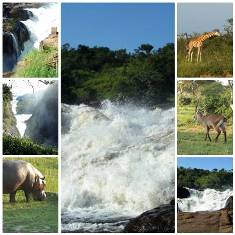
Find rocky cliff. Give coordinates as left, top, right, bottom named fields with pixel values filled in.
left=3, top=84, right=20, bottom=137
left=24, top=82, right=58, bottom=147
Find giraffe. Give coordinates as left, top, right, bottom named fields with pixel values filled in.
left=186, top=31, right=220, bottom=62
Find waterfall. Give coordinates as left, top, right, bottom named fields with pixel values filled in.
left=22, top=3, right=58, bottom=55
left=61, top=100, right=175, bottom=232
left=178, top=188, right=232, bottom=212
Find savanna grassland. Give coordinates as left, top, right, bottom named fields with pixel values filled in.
left=177, top=81, right=233, bottom=155
left=177, top=19, right=233, bottom=78
left=3, top=157, right=58, bottom=233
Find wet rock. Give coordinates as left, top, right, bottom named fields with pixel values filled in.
left=9, top=8, right=33, bottom=21
left=177, top=186, right=190, bottom=198
left=123, top=204, right=175, bottom=233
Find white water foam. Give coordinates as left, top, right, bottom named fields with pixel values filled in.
left=22, top=3, right=58, bottom=55
left=61, top=100, right=175, bottom=232
left=179, top=188, right=232, bottom=212
left=11, top=98, right=31, bottom=137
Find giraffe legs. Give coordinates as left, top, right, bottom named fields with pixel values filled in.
left=196, top=47, right=202, bottom=63
left=190, top=50, right=193, bottom=62
left=199, top=48, right=202, bottom=62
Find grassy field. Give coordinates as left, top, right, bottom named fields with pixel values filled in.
left=3, top=157, right=58, bottom=233
left=13, top=47, right=58, bottom=78
left=3, top=135, right=58, bottom=155
left=177, top=105, right=233, bottom=155
left=177, top=36, right=233, bottom=78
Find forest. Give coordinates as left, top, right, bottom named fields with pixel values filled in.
left=62, top=43, right=174, bottom=107
left=178, top=167, right=233, bottom=190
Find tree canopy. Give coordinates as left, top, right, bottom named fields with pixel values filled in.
left=178, top=166, right=233, bottom=190
left=62, top=43, right=174, bottom=106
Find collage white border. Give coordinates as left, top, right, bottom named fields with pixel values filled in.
left=0, top=0, right=234, bottom=234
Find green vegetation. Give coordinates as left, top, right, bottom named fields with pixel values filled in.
left=13, top=47, right=58, bottom=78
left=62, top=43, right=174, bottom=106
left=177, top=81, right=233, bottom=155
left=178, top=167, right=233, bottom=190
left=3, top=135, right=58, bottom=155
left=177, top=19, right=233, bottom=77
left=3, top=157, right=58, bottom=233
left=3, top=84, right=20, bottom=136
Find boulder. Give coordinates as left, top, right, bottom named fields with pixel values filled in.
left=177, top=186, right=190, bottom=198
left=123, top=204, right=175, bottom=233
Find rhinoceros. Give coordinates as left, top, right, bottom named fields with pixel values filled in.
left=3, top=160, right=46, bottom=202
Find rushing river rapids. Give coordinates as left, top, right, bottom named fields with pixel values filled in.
left=179, top=188, right=232, bottom=212
left=61, top=101, right=175, bottom=232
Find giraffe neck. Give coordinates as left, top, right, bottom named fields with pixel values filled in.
left=198, top=32, right=219, bottom=43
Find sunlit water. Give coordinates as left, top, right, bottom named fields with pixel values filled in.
left=178, top=188, right=232, bottom=212
left=21, top=3, right=58, bottom=56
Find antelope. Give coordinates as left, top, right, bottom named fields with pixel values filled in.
left=195, top=110, right=227, bottom=143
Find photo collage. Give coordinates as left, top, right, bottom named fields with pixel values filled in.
left=1, top=0, right=234, bottom=233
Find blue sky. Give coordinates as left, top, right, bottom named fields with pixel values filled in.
left=178, top=157, right=233, bottom=171
left=62, top=3, right=174, bottom=52
left=178, top=3, right=233, bottom=34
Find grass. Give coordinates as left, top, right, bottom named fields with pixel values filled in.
left=3, top=157, right=58, bottom=233
left=177, top=105, right=233, bottom=155
left=177, top=37, right=233, bottom=78
left=13, top=47, right=58, bottom=78
left=3, top=135, right=58, bottom=155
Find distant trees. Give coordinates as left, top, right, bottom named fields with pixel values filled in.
left=62, top=43, right=174, bottom=106
left=177, top=80, right=233, bottom=120
left=178, top=167, right=233, bottom=190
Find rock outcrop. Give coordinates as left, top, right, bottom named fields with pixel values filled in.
left=178, top=196, right=233, bottom=233
left=123, top=203, right=175, bottom=233
left=177, top=186, right=190, bottom=198
left=39, top=27, right=58, bottom=70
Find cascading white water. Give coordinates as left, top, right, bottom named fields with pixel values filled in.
left=11, top=96, right=31, bottom=137
left=179, top=188, right=232, bottom=212
left=22, top=3, right=58, bottom=55
left=61, top=100, right=175, bottom=232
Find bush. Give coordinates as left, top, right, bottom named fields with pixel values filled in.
left=179, top=96, right=191, bottom=105
left=3, top=135, right=58, bottom=155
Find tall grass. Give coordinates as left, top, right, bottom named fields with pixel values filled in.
left=177, top=36, right=233, bottom=77
left=13, top=47, right=58, bottom=78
